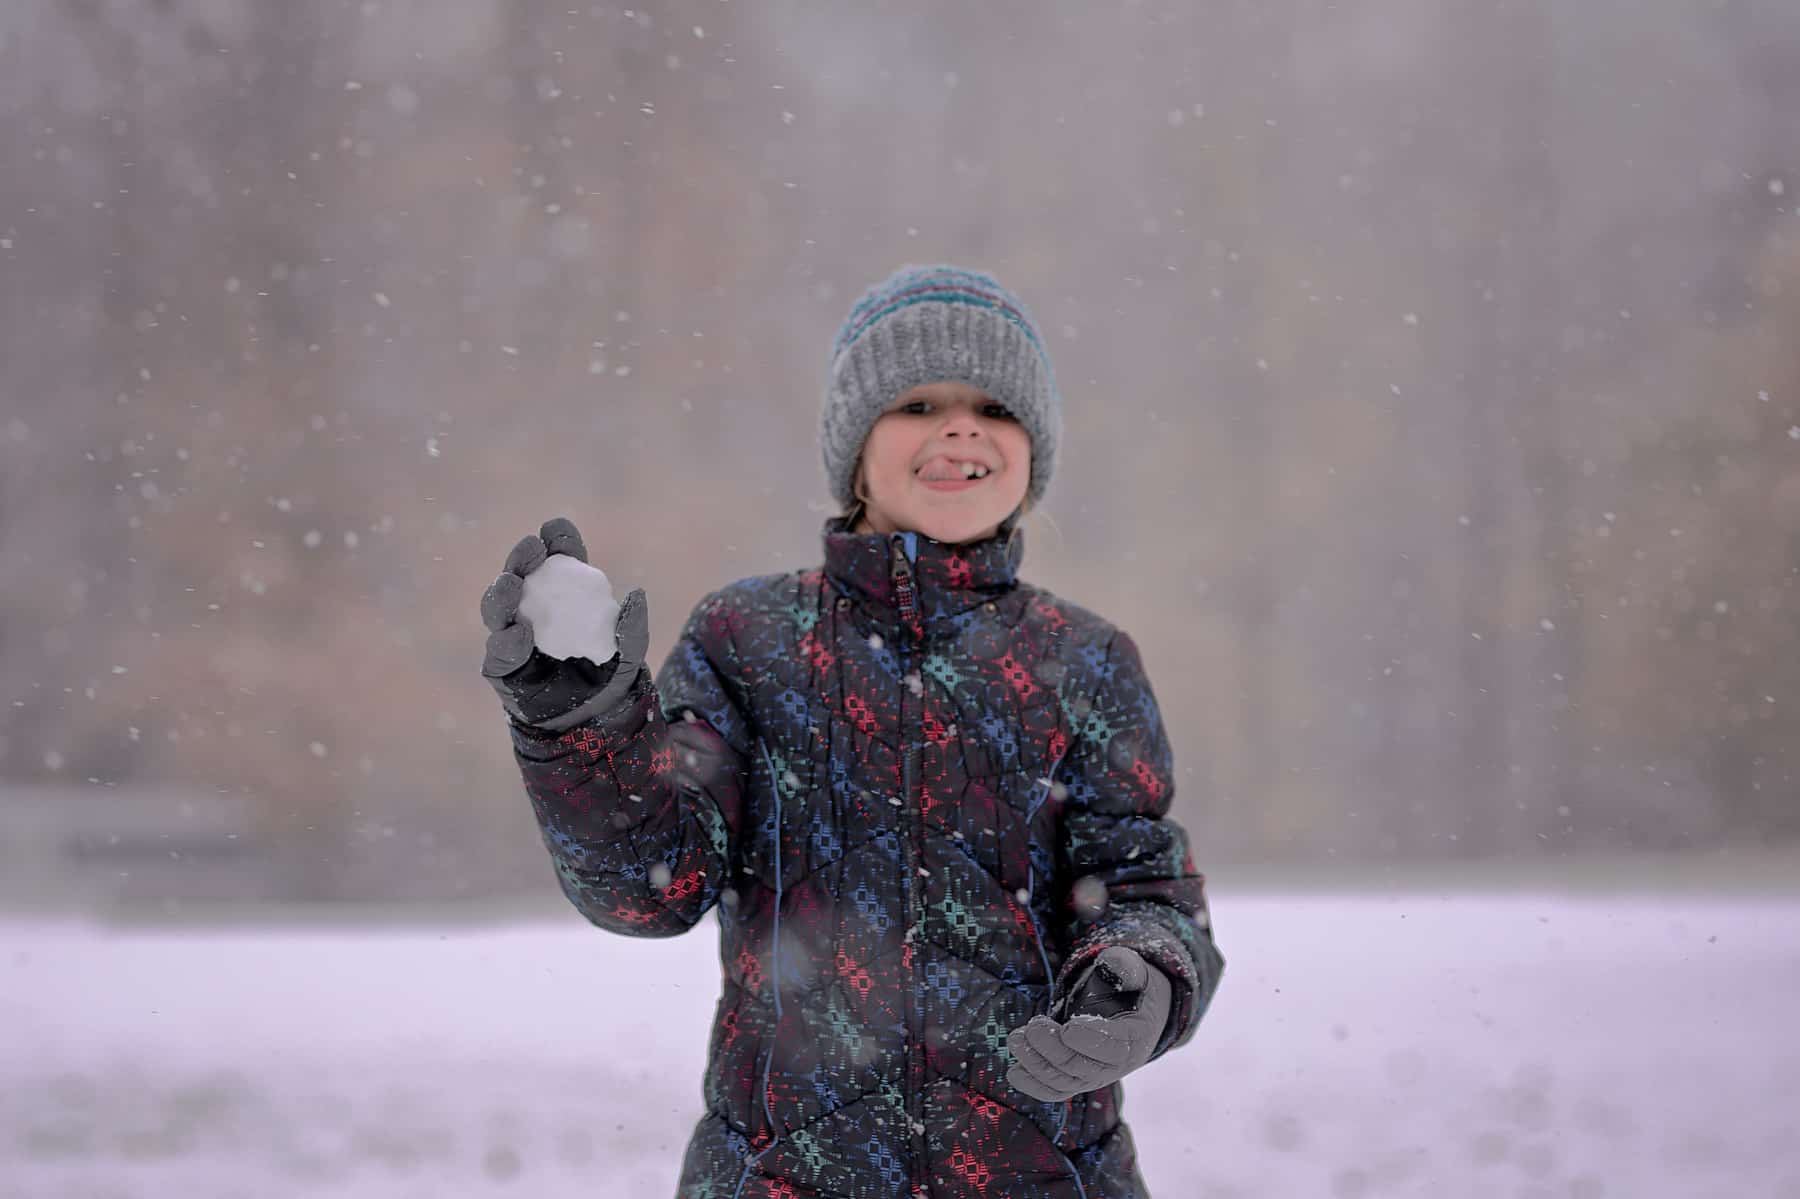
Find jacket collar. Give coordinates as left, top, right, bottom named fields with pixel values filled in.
left=821, top=511, right=1025, bottom=638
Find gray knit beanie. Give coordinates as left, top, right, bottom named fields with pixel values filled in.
left=820, top=264, right=1061, bottom=515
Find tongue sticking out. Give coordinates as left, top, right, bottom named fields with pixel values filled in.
left=917, top=455, right=987, bottom=482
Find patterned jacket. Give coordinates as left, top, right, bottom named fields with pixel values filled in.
left=505, top=515, right=1224, bottom=1198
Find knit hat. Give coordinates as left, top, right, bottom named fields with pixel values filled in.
left=820, top=264, right=1061, bottom=516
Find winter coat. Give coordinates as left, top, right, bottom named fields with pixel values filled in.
left=504, top=514, right=1225, bottom=1199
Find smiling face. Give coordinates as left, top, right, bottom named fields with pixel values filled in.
left=850, top=380, right=1032, bottom=545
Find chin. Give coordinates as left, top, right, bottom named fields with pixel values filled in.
left=910, top=508, right=1005, bottom=545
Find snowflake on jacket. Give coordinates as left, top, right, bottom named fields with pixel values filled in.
left=507, top=514, right=1224, bottom=1199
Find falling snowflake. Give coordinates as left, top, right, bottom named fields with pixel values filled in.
left=1070, top=876, right=1110, bottom=921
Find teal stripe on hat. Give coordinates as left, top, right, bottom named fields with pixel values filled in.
left=838, top=288, right=1051, bottom=369
left=831, top=265, right=1050, bottom=366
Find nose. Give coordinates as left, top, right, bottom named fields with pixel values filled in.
left=939, top=408, right=983, bottom=438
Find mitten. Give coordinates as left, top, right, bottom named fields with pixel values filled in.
left=480, top=516, right=649, bottom=733
left=1005, top=946, right=1172, bottom=1102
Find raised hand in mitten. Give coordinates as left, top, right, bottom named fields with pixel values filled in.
left=480, top=516, right=649, bottom=733
left=1005, top=946, right=1172, bottom=1102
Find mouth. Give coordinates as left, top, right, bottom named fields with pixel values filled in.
left=915, top=455, right=994, bottom=485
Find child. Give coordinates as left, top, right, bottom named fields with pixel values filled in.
left=480, top=264, right=1224, bottom=1198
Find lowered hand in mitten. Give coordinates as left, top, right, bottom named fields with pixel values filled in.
left=1005, top=945, right=1172, bottom=1102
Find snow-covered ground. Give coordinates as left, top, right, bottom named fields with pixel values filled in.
left=3, top=886, right=1797, bottom=1198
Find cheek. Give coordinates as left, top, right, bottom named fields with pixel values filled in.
left=864, top=425, right=918, bottom=478
left=1002, top=428, right=1033, bottom=467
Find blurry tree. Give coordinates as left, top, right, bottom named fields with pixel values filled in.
left=1452, top=0, right=1579, bottom=857
left=3, top=0, right=1798, bottom=900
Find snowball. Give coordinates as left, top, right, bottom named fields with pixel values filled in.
left=517, top=553, right=621, bottom=663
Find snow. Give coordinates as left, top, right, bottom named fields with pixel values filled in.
left=2, top=889, right=1796, bottom=1197
left=1069, top=875, right=1109, bottom=920
left=516, top=553, right=621, bottom=665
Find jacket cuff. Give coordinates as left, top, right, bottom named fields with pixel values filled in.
left=507, top=665, right=656, bottom=759
left=1053, top=905, right=1204, bottom=1062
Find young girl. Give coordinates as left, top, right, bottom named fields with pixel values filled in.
left=480, top=264, right=1224, bottom=1199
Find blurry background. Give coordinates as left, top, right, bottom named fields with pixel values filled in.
left=3, top=2, right=1799, bottom=1195
left=4, top=0, right=1798, bottom=905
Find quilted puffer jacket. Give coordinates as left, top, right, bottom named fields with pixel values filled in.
left=504, top=514, right=1224, bottom=1199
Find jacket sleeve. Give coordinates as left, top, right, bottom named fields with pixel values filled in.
left=505, top=587, right=752, bottom=937
left=1049, top=626, right=1224, bottom=1062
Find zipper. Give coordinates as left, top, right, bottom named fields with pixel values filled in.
left=891, top=533, right=922, bottom=643
left=890, top=536, right=928, bottom=1190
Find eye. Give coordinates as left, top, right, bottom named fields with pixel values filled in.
left=897, top=400, right=1014, bottom=418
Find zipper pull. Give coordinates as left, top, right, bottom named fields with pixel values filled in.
left=889, top=536, right=921, bottom=640
left=888, top=534, right=911, bottom=578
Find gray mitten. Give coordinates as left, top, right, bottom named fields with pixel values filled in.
left=1006, top=946, right=1173, bottom=1102
left=480, top=516, right=649, bottom=733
